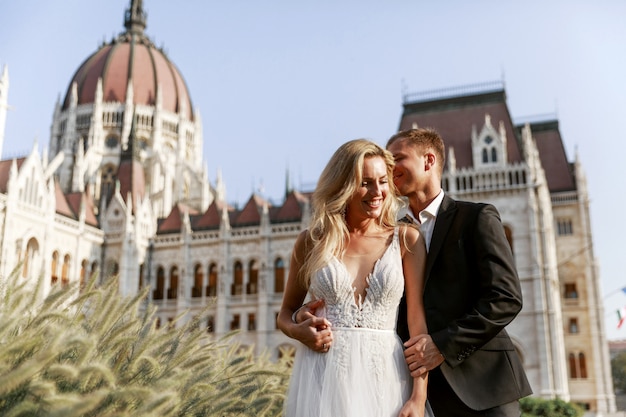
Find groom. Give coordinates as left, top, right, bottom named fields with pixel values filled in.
left=386, top=128, right=531, bottom=416
left=295, top=128, right=532, bottom=416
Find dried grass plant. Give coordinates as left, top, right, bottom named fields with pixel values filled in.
left=0, top=267, right=291, bottom=416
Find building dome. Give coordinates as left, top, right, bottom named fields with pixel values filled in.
left=61, top=1, right=193, bottom=120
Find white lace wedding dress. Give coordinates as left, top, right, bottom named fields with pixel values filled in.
left=284, top=228, right=434, bottom=417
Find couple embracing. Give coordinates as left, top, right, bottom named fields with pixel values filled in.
left=277, top=128, right=532, bottom=417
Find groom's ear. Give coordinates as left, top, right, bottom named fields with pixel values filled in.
left=424, top=152, right=436, bottom=171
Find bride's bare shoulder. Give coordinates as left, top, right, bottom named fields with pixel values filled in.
left=398, top=224, right=424, bottom=251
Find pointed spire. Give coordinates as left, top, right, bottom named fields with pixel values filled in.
left=121, top=82, right=134, bottom=142
left=220, top=201, right=231, bottom=233
left=285, top=164, right=292, bottom=199
left=124, top=0, right=147, bottom=35
left=79, top=195, right=87, bottom=224
left=484, top=113, right=492, bottom=127
left=448, top=147, right=457, bottom=173
left=260, top=198, right=270, bottom=233
left=215, top=168, right=226, bottom=203
left=42, top=147, right=48, bottom=168
left=126, top=191, right=133, bottom=216
left=121, top=109, right=138, bottom=161
left=95, top=77, right=103, bottom=104
left=70, top=82, right=78, bottom=108
left=53, top=93, right=61, bottom=119
left=117, top=108, right=146, bottom=215
left=72, top=138, right=86, bottom=192
left=182, top=207, right=192, bottom=235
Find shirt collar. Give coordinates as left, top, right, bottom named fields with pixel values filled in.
left=419, top=190, right=444, bottom=222
left=398, top=190, right=445, bottom=224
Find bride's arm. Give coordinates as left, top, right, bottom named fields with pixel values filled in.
left=399, top=225, right=428, bottom=417
left=277, top=231, right=332, bottom=352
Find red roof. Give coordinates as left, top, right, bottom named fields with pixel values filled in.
left=65, top=191, right=99, bottom=227
left=399, top=89, right=523, bottom=170
left=274, top=191, right=308, bottom=222
left=234, top=194, right=267, bottom=226
left=157, top=203, right=199, bottom=234
left=399, top=84, right=576, bottom=193
left=62, top=37, right=193, bottom=120
left=55, top=181, right=76, bottom=219
left=193, top=200, right=230, bottom=230
left=0, top=158, right=25, bottom=193
left=525, top=121, right=576, bottom=192
left=117, top=159, right=146, bottom=213
left=155, top=191, right=311, bottom=235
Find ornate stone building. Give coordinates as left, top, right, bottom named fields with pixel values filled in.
left=0, top=0, right=616, bottom=414
left=397, top=84, right=614, bottom=412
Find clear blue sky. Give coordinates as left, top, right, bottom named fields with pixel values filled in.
left=2, top=1, right=626, bottom=338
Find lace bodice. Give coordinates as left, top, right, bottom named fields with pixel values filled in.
left=308, top=228, right=404, bottom=330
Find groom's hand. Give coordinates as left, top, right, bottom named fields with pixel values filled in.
left=403, top=334, right=444, bottom=377
left=294, top=299, right=328, bottom=330
left=292, top=299, right=332, bottom=352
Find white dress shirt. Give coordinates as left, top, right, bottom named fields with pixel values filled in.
left=401, top=190, right=444, bottom=252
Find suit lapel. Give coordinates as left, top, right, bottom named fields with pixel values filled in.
left=425, top=195, right=457, bottom=282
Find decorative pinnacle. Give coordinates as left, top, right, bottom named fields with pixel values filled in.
left=124, top=0, right=147, bottom=35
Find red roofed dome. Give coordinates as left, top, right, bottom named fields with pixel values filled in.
left=62, top=0, right=193, bottom=120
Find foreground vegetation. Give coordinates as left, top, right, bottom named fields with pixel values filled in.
left=0, top=270, right=291, bottom=416
left=520, top=397, right=584, bottom=417
left=0, top=268, right=587, bottom=416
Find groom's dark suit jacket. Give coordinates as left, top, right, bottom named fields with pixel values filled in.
left=397, top=195, right=532, bottom=411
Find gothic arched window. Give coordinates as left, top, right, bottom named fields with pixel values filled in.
left=274, top=258, right=285, bottom=293
left=207, top=263, right=218, bottom=297
left=80, top=259, right=88, bottom=290
left=168, top=266, right=179, bottom=299
left=247, top=260, right=259, bottom=294
left=154, top=266, right=165, bottom=300
left=579, top=353, right=587, bottom=378
left=22, top=238, right=39, bottom=279
left=192, top=264, right=203, bottom=298
left=232, top=261, right=243, bottom=295
left=62, top=254, right=71, bottom=287
left=481, top=135, right=497, bottom=164
left=569, top=353, right=577, bottom=378
left=51, top=251, right=59, bottom=285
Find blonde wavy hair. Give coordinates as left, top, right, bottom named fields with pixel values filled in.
left=298, top=139, right=401, bottom=286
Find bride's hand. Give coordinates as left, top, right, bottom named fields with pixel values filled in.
left=398, top=399, right=425, bottom=417
left=299, top=316, right=333, bottom=352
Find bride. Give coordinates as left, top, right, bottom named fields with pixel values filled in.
left=277, top=139, right=433, bottom=417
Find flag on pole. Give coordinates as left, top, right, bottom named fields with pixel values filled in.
left=618, top=307, right=626, bottom=329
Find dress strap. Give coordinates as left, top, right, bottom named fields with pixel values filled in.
left=393, top=226, right=400, bottom=248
